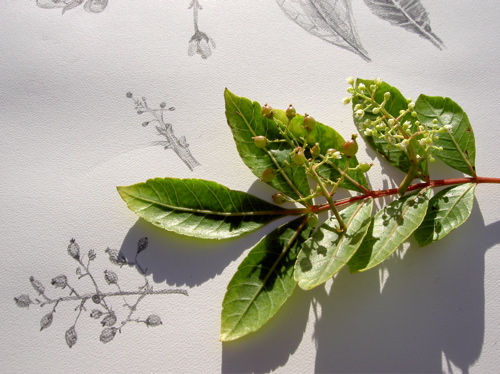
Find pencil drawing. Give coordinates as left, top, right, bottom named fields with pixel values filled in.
left=126, top=92, right=200, bottom=171
left=14, top=237, right=188, bottom=347
left=277, top=0, right=371, bottom=62
left=363, top=0, right=445, bottom=50
left=36, top=0, right=108, bottom=14
left=188, top=0, right=216, bottom=59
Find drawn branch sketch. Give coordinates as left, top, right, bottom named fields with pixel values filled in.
left=276, top=0, right=444, bottom=61
left=126, top=92, right=200, bottom=171
left=277, top=0, right=371, bottom=61
left=35, top=0, right=216, bottom=59
left=363, top=0, right=445, bottom=50
left=14, top=238, right=188, bottom=347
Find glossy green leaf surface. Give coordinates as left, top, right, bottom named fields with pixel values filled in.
left=295, top=198, right=373, bottom=290
left=414, top=183, right=476, bottom=246
left=117, top=178, right=290, bottom=240
left=415, top=95, right=476, bottom=176
left=348, top=187, right=432, bottom=272
left=224, top=89, right=368, bottom=200
left=220, top=217, right=312, bottom=341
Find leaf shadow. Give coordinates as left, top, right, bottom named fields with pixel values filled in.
left=312, top=200, right=499, bottom=373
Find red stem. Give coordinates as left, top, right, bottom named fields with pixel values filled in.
left=309, top=176, right=500, bottom=214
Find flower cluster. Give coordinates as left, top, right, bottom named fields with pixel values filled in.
left=14, top=237, right=188, bottom=347
left=344, top=77, right=451, bottom=163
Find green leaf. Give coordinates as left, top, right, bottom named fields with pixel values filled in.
left=295, top=198, right=373, bottom=290
left=348, top=187, right=432, bottom=272
left=220, top=216, right=312, bottom=341
left=352, top=79, right=428, bottom=179
left=117, top=178, right=292, bottom=240
left=224, top=89, right=368, bottom=200
left=415, top=95, right=476, bottom=176
left=414, top=183, right=476, bottom=246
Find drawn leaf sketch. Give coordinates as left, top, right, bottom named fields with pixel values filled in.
left=363, top=0, right=444, bottom=49
left=188, top=0, right=216, bottom=59
left=276, top=0, right=370, bottom=61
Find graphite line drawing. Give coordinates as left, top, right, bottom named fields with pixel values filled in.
left=14, top=237, right=188, bottom=347
left=276, top=0, right=444, bottom=61
left=36, top=0, right=108, bottom=14
left=363, top=0, right=445, bottom=50
left=126, top=92, right=201, bottom=171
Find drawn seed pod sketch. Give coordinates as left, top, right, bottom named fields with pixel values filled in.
left=277, top=0, right=371, bottom=61
left=363, top=0, right=445, bottom=49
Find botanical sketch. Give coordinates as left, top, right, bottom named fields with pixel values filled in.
left=277, top=0, right=444, bottom=61
left=35, top=0, right=216, bottom=59
left=14, top=238, right=188, bottom=347
left=126, top=92, right=200, bottom=171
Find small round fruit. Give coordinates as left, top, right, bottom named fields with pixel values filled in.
left=343, top=135, right=359, bottom=157
left=303, top=114, right=316, bottom=131
left=359, top=162, right=371, bottom=173
left=311, top=142, right=321, bottom=158
left=286, top=104, right=296, bottom=120
left=272, top=192, right=287, bottom=204
left=252, top=136, right=268, bottom=148
left=262, top=104, right=274, bottom=118
left=261, top=168, right=276, bottom=182
left=307, top=214, right=319, bottom=228
left=293, top=147, right=306, bottom=165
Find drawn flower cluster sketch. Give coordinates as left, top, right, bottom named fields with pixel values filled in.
left=277, top=0, right=444, bottom=61
left=126, top=92, right=201, bottom=171
left=14, top=238, right=188, bottom=347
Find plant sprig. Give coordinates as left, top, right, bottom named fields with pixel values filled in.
left=117, top=78, right=499, bottom=341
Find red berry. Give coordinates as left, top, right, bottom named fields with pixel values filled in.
left=343, top=137, right=358, bottom=157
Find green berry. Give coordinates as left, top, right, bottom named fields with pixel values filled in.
left=261, top=168, right=275, bottom=182
left=286, top=104, right=296, bottom=120
left=343, top=135, right=359, bottom=157
left=293, top=147, right=306, bottom=165
left=311, top=142, right=321, bottom=158
left=272, top=192, right=287, bottom=204
left=359, top=162, right=371, bottom=173
left=303, top=114, right=316, bottom=131
left=307, top=214, right=319, bottom=228
left=262, top=104, right=274, bottom=118
left=252, top=135, right=268, bottom=148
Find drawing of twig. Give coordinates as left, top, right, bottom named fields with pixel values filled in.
left=36, top=0, right=108, bottom=14
left=14, top=237, right=188, bottom=347
left=363, top=0, right=445, bottom=50
left=126, top=92, right=200, bottom=171
left=277, top=0, right=371, bottom=62
left=188, top=0, right=216, bottom=59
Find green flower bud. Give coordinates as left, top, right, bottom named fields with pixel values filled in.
left=303, top=114, right=316, bottom=131
left=346, top=76, right=355, bottom=85
left=384, top=92, right=391, bottom=100
left=262, top=103, right=274, bottom=118
left=252, top=135, right=268, bottom=148
left=261, top=168, right=276, bottom=183
left=286, top=104, right=296, bottom=120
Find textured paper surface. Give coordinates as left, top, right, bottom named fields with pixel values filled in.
left=1, top=1, right=499, bottom=373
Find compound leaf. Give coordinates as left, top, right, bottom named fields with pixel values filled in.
left=414, top=183, right=476, bottom=246
left=348, top=187, right=431, bottom=272
left=415, top=94, right=476, bottom=176
left=295, top=198, right=373, bottom=290
left=220, top=217, right=312, bottom=341
left=117, top=178, right=291, bottom=240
